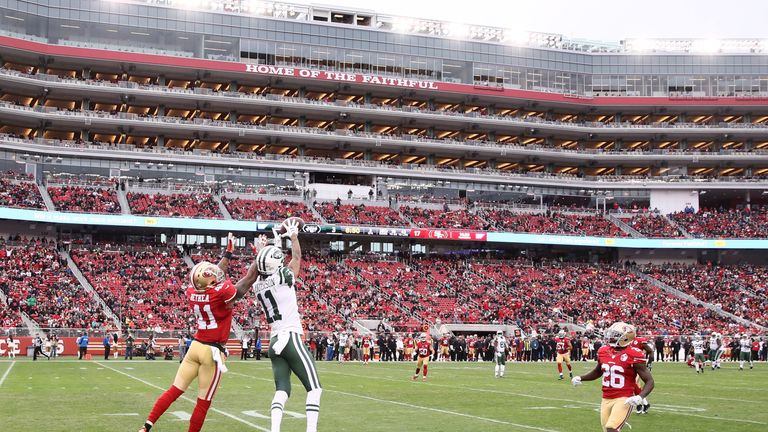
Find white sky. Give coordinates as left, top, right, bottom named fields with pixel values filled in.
left=295, top=0, right=768, bottom=40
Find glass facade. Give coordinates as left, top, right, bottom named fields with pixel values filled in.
left=1, top=0, right=767, bottom=96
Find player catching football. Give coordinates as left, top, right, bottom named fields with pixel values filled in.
left=572, top=322, right=655, bottom=432
left=139, top=233, right=262, bottom=432
left=253, top=218, right=323, bottom=432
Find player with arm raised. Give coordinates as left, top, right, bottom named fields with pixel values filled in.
left=254, top=218, right=322, bottom=432
left=554, top=330, right=573, bottom=381
left=572, top=322, right=655, bottom=432
left=139, top=233, right=262, bottom=432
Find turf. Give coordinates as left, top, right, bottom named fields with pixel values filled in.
left=0, top=358, right=765, bottom=432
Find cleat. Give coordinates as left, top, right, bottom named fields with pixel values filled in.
left=411, top=375, right=417, bottom=381
left=644, top=403, right=651, bottom=413
left=569, top=372, right=573, bottom=378
left=635, top=404, right=643, bottom=414
left=558, top=376, right=563, bottom=380
left=422, top=377, right=427, bottom=382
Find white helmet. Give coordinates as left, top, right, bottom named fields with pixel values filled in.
left=605, top=322, right=636, bottom=348
left=256, top=245, right=285, bottom=275
left=420, top=333, right=428, bottom=341
left=189, top=261, right=224, bottom=291
left=558, top=330, right=566, bottom=338
left=496, top=330, right=504, bottom=337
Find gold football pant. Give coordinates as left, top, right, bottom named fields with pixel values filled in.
left=600, top=397, right=632, bottom=432
left=173, top=340, right=224, bottom=401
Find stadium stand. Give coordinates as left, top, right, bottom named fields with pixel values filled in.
left=669, top=207, right=768, bottom=238
left=625, top=213, right=685, bottom=238
left=317, top=202, right=408, bottom=226
left=0, top=240, right=109, bottom=329
left=127, top=192, right=222, bottom=219
left=0, top=172, right=45, bottom=209
left=47, top=186, right=121, bottom=213
left=222, top=197, right=317, bottom=222
left=70, top=245, right=190, bottom=330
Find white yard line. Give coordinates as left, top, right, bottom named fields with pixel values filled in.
left=95, top=362, right=269, bottom=431
left=0, top=361, right=16, bottom=387
left=227, top=371, right=561, bottom=432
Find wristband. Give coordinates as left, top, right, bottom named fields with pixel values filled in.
left=223, top=251, right=233, bottom=260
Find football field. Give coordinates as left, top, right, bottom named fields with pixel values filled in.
left=0, top=358, right=765, bottom=431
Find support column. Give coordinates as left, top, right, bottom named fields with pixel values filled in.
left=745, top=139, right=753, bottom=151
left=364, top=149, right=372, bottom=161
left=614, top=138, right=623, bottom=151
left=229, top=80, right=238, bottom=92
left=365, top=121, right=372, bottom=133
left=364, top=93, right=372, bottom=105
left=157, top=105, right=166, bottom=116
left=81, top=67, right=91, bottom=79
left=230, top=111, right=239, bottom=123
left=299, top=87, right=306, bottom=98
left=615, top=166, right=623, bottom=175
left=157, top=75, right=166, bottom=86
left=82, top=98, right=91, bottom=110
left=157, top=136, right=165, bottom=148
left=679, top=139, right=687, bottom=151
left=298, top=116, right=306, bottom=128
left=228, top=139, right=237, bottom=154
left=298, top=145, right=306, bottom=157
left=745, top=190, right=751, bottom=210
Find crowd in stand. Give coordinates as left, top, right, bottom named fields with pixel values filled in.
left=400, top=206, right=489, bottom=230
left=626, top=214, right=684, bottom=238
left=670, top=207, right=768, bottom=238
left=317, top=202, right=408, bottom=226
left=481, top=209, right=629, bottom=237
left=642, top=263, right=768, bottom=327
left=71, top=246, right=191, bottom=331
left=222, top=197, right=317, bottom=222
left=0, top=238, right=108, bottom=329
left=48, top=186, right=121, bottom=213
left=127, top=192, right=222, bottom=218
left=0, top=172, right=45, bottom=209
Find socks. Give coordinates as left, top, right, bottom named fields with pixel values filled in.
left=414, top=367, right=420, bottom=376
left=306, top=388, right=322, bottom=432
left=189, top=398, right=212, bottom=432
left=271, top=390, right=289, bottom=432
left=566, top=363, right=572, bottom=372
left=423, top=365, right=428, bottom=378
left=494, top=365, right=499, bottom=376
left=557, top=363, right=563, bottom=374
left=500, top=365, right=505, bottom=377
left=147, top=385, right=184, bottom=424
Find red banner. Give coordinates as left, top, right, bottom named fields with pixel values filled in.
left=409, top=229, right=487, bottom=241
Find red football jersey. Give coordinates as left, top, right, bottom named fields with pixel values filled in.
left=405, top=338, right=414, bottom=348
left=440, top=337, right=449, bottom=347
left=597, top=345, right=647, bottom=399
left=752, top=341, right=760, bottom=351
left=363, top=339, right=371, bottom=349
left=187, top=279, right=237, bottom=344
left=416, top=340, right=431, bottom=358
left=554, top=337, right=571, bottom=354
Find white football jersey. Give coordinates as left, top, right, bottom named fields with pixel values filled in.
left=252, top=267, right=303, bottom=337
left=740, top=337, right=752, bottom=352
left=495, top=337, right=507, bottom=354
left=709, top=337, right=720, bottom=350
left=692, top=339, right=704, bottom=354
left=339, top=334, right=349, bottom=347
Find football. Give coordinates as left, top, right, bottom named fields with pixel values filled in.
left=275, top=216, right=306, bottom=234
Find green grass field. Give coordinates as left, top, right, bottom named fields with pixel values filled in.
left=0, top=358, right=765, bottom=431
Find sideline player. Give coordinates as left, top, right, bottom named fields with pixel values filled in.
left=494, top=330, right=508, bottom=378
left=253, top=219, right=323, bottom=432
left=139, top=233, right=259, bottom=432
left=362, top=335, right=372, bottom=365
left=412, top=333, right=432, bottom=381
left=692, top=334, right=706, bottom=374
left=554, top=330, right=573, bottom=380
left=572, top=322, right=655, bottom=432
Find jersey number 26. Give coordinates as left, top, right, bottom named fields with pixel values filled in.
left=601, top=364, right=625, bottom=388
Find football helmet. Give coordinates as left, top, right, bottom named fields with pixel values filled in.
left=694, top=334, right=702, bottom=341
left=420, top=333, right=428, bottom=341
left=557, top=330, right=566, bottom=338
left=605, top=322, right=636, bottom=348
left=256, top=245, right=285, bottom=275
left=189, top=261, right=224, bottom=291
left=496, top=330, right=504, bottom=337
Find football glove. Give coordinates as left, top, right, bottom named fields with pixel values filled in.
left=625, top=396, right=643, bottom=407
left=571, top=376, right=582, bottom=386
left=281, top=219, right=300, bottom=238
